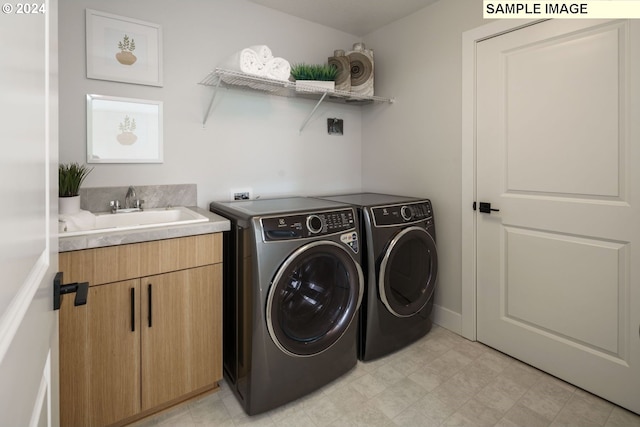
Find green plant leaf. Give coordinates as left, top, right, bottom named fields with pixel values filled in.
left=59, top=162, right=93, bottom=197
left=290, top=63, right=338, bottom=81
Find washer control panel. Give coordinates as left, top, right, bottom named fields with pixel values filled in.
left=372, top=201, right=433, bottom=227
left=262, top=208, right=356, bottom=241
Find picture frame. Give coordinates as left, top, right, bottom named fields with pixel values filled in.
left=86, top=9, right=163, bottom=86
left=87, top=94, right=163, bottom=164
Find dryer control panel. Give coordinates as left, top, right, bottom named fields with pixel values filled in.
left=372, top=201, right=433, bottom=227
left=262, top=208, right=356, bottom=241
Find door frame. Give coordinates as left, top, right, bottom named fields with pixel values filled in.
left=460, top=18, right=543, bottom=341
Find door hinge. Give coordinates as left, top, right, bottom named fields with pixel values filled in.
left=473, top=201, right=477, bottom=211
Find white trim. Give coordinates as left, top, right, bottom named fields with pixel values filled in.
left=461, top=19, right=542, bottom=341
left=29, top=350, right=51, bottom=427
left=0, top=252, right=49, bottom=363
left=432, top=303, right=462, bottom=335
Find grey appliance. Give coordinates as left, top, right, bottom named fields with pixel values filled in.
left=209, top=197, right=364, bottom=415
left=316, top=193, right=437, bottom=361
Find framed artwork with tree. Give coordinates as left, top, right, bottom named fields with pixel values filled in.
left=86, top=9, right=163, bottom=86
left=87, top=94, right=163, bottom=163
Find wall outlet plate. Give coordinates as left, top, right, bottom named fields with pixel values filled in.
left=230, top=188, right=252, bottom=201
left=328, top=118, right=343, bottom=135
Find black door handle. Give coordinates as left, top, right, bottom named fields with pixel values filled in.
left=131, top=287, right=135, bottom=332
left=148, top=283, right=152, bottom=328
left=53, top=272, right=89, bottom=310
left=479, top=202, right=500, bottom=214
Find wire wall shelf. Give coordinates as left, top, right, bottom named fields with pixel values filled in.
left=199, top=68, right=394, bottom=131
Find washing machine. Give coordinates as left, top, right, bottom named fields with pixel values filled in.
left=316, top=193, right=438, bottom=361
left=209, top=197, right=364, bottom=415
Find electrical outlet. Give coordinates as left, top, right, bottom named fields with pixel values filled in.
left=230, top=188, right=252, bottom=201
left=328, top=118, right=343, bottom=135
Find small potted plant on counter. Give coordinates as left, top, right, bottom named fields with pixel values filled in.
left=59, top=162, right=93, bottom=214
left=290, top=63, right=338, bottom=92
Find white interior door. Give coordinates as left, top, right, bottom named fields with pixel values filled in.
left=476, top=19, right=640, bottom=414
left=0, top=0, right=59, bottom=425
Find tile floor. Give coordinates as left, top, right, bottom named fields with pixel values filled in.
left=132, top=325, right=640, bottom=427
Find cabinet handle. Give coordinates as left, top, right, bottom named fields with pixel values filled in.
left=53, top=272, right=89, bottom=310
left=148, top=284, right=152, bottom=328
left=130, top=287, right=135, bottom=332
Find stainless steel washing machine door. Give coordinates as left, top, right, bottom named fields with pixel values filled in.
left=266, top=241, right=364, bottom=357
left=379, top=226, right=438, bottom=317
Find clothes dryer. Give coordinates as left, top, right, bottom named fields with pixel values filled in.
left=209, top=197, right=363, bottom=415
left=317, top=193, right=437, bottom=361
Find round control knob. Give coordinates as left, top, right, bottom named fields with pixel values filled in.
left=401, top=205, right=414, bottom=221
left=306, top=215, right=324, bottom=234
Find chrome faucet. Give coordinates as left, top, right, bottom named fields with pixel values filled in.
left=109, top=186, right=144, bottom=213
left=110, top=200, right=121, bottom=213
left=126, top=186, right=144, bottom=211
left=125, top=186, right=137, bottom=209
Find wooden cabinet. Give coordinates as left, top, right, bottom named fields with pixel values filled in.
left=59, top=234, right=223, bottom=427
left=141, top=266, right=221, bottom=410
left=60, top=279, right=141, bottom=427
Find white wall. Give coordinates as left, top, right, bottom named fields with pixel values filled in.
left=362, top=0, right=487, bottom=326
left=59, top=0, right=364, bottom=208
left=59, top=0, right=490, bottom=332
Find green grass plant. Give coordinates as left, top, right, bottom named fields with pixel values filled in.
left=290, top=63, right=338, bottom=81
left=59, top=162, right=93, bottom=197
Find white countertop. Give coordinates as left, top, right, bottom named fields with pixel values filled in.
left=58, top=207, right=230, bottom=252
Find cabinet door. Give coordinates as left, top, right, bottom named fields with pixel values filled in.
left=60, top=279, right=141, bottom=427
left=140, top=264, right=222, bottom=410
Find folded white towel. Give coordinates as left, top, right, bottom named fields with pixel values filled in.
left=60, top=209, right=96, bottom=232
left=248, top=45, right=273, bottom=64
left=220, top=48, right=265, bottom=76
left=263, top=57, right=291, bottom=81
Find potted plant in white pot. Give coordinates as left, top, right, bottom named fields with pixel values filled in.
left=290, top=63, right=338, bottom=92
left=59, top=162, right=93, bottom=214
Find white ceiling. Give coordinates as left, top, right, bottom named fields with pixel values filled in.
left=245, top=0, right=439, bottom=36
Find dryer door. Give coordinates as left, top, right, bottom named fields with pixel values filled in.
left=379, top=226, right=438, bottom=317
left=266, top=241, right=364, bottom=357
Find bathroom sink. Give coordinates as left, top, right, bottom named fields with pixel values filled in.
left=60, top=207, right=209, bottom=237
left=94, top=207, right=207, bottom=228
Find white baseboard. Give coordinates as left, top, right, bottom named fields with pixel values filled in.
left=432, top=303, right=463, bottom=337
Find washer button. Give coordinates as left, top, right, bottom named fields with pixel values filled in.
left=401, top=205, right=414, bottom=221
left=307, top=215, right=323, bottom=233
